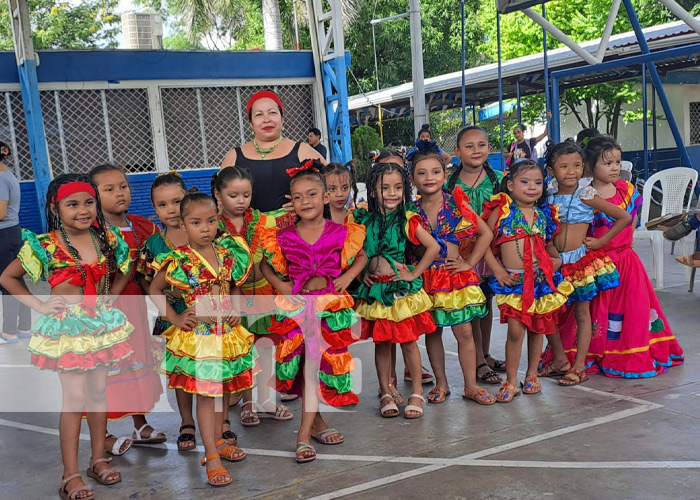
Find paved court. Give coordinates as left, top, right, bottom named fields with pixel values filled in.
left=0, top=241, right=699, bottom=499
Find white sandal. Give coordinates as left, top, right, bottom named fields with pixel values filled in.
left=105, top=433, right=132, bottom=456
left=404, top=393, right=425, bottom=419
left=256, top=400, right=293, bottom=421
left=132, top=423, right=167, bottom=444
left=380, top=394, right=399, bottom=418
left=240, top=400, right=260, bottom=427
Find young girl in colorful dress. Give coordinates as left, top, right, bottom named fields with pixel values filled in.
left=483, top=160, right=573, bottom=402
left=88, top=164, right=164, bottom=455
left=537, top=141, right=630, bottom=386
left=150, top=192, right=255, bottom=486
left=322, top=161, right=359, bottom=224
left=137, top=171, right=197, bottom=451
left=259, top=160, right=367, bottom=463
left=447, top=126, right=506, bottom=385
left=0, top=174, right=133, bottom=500
left=212, top=165, right=293, bottom=428
left=555, top=136, right=683, bottom=377
left=411, top=152, right=495, bottom=405
left=354, top=160, right=440, bottom=419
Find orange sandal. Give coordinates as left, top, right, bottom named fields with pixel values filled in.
left=495, top=382, right=520, bottom=402
left=201, top=453, right=232, bottom=487
left=521, top=375, right=542, bottom=394
left=215, top=439, right=247, bottom=462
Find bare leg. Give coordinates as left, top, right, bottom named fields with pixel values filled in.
left=176, top=388, right=195, bottom=449
left=375, top=342, right=393, bottom=398
left=572, top=301, right=592, bottom=372
left=526, top=332, right=544, bottom=380
left=452, top=322, right=480, bottom=394
left=400, top=341, right=424, bottom=417
left=197, top=395, right=229, bottom=485
left=58, top=372, right=92, bottom=499
left=504, top=317, right=527, bottom=388
left=425, top=327, right=449, bottom=401
left=85, top=366, right=120, bottom=482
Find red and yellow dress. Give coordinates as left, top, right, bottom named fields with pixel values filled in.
left=152, top=237, right=256, bottom=397
left=218, top=210, right=277, bottom=341
left=106, top=214, right=162, bottom=419
left=353, top=205, right=436, bottom=342
left=260, top=220, right=365, bottom=406
left=18, top=228, right=134, bottom=372
left=415, top=187, right=487, bottom=326
left=483, top=193, right=572, bottom=335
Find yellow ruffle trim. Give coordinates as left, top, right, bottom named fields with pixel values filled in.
left=431, top=285, right=486, bottom=311
left=341, top=223, right=366, bottom=270
left=355, top=288, right=433, bottom=322
left=495, top=281, right=574, bottom=315
left=166, top=324, right=255, bottom=361
left=566, top=260, right=616, bottom=288
left=27, top=327, right=132, bottom=359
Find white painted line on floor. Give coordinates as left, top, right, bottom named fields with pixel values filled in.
left=462, top=460, right=700, bottom=468
left=0, top=364, right=34, bottom=368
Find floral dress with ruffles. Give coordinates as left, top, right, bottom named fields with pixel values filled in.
left=260, top=220, right=365, bottom=406
left=414, top=186, right=487, bottom=326
left=18, top=228, right=134, bottom=372
left=152, top=236, right=257, bottom=397
left=483, top=193, right=573, bottom=335
left=353, top=205, right=436, bottom=342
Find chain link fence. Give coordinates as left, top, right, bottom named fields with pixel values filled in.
left=0, top=82, right=316, bottom=180
left=690, top=101, right=700, bottom=145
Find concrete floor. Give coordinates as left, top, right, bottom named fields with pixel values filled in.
left=0, top=240, right=699, bottom=499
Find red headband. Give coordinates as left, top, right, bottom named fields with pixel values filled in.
left=286, top=159, right=319, bottom=179
left=246, top=90, right=283, bottom=117
left=54, top=182, right=96, bottom=203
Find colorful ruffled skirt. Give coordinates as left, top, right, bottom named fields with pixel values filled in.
left=164, top=320, right=256, bottom=397
left=560, top=244, right=619, bottom=303
left=28, top=302, right=134, bottom=372
left=269, top=291, right=359, bottom=406
left=422, top=265, right=487, bottom=326
left=355, top=274, right=436, bottom=343
left=240, top=278, right=277, bottom=342
left=489, top=268, right=573, bottom=335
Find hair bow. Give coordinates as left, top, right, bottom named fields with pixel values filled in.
left=286, top=159, right=320, bottom=178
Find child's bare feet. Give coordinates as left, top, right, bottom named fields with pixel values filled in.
left=537, top=360, right=570, bottom=378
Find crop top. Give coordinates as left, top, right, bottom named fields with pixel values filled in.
left=548, top=185, right=598, bottom=225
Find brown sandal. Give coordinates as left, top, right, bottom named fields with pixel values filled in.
left=201, top=453, right=231, bottom=487
left=521, top=375, right=542, bottom=394
left=59, top=473, right=94, bottom=500
left=462, top=387, right=496, bottom=405
left=558, top=368, right=589, bottom=386
left=86, top=457, right=121, bottom=485
left=537, top=362, right=570, bottom=378
left=495, top=382, right=520, bottom=402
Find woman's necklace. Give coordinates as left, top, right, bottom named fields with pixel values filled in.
left=254, top=136, right=283, bottom=159
left=555, top=191, right=576, bottom=253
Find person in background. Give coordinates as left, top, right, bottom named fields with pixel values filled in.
left=505, top=113, right=551, bottom=167
left=406, top=124, right=454, bottom=167
left=308, top=127, right=328, bottom=160
left=0, top=141, right=31, bottom=345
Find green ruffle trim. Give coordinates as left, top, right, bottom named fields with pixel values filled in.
left=242, top=313, right=272, bottom=336
left=108, top=226, right=132, bottom=275
left=317, top=308, right=358, bottom=331
left=319, top=371, right=354, bottom=393
left=432, top=304, right=487, bottom=327
left=354, top=272, right=424, bottom=307
left=32, top=305, right=132, bottom=339
left=20, top=229, right=49, bottom=283
left=216, top=234, right=253, bottom=285
left=164, top=345, right=257, bottom=381
left=276, top=353, right=301, bottom=381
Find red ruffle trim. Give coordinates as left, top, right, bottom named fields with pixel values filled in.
left=422, top=267, right=480, bottom=293
left=276, top=379, right=359, bottom=407
left=560, top=248, right=610, bottom=279
left=31, top=341, right=133, bottom=372
left=364, top=312, right=436, bottom=344
left=498, top=303, right=565, bottom=335
left=168, top=370, right=254, bottom=397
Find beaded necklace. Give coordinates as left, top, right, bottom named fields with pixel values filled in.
left=254, top=136, right=283, bottom=159
left=59, top=226, right=109, bottom=296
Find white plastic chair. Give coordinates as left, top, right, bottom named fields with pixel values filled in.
left=619, top=160, right=633, bottom=182
left=634, top=167, right=698, bottom=290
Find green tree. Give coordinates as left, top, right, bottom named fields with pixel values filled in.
left=351, top=125, right=383, bottom=181
left=0, top=0, right=120, bottom=50
left=478, top=0, right=697, bottom=137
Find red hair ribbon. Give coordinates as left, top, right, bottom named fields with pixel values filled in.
left=246, top=90, right=284, bottom=116
left=54, top=182, right=96, bottom=203
left=286, top=159, right=319, bottom=179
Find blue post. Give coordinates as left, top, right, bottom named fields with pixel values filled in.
left=322, top=52, right=352, bottom=164
left=461, top=0, right=466, bottom=127
left=622, top=0, right=692, bottom=168
left=542, top=3, right=551, bottom=135
left=497, top=11, right=504, bottom=168
left=551, top=75, right=560, bottom=142
left=642, top=63, right=649, bottom=179
left=17, top=59, right=50, bottom=230
left=516, top=80, right=522, bottom=124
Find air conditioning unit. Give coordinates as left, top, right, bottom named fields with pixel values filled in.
left=122, top=12, right=163, bottom=50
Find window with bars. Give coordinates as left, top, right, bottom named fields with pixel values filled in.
left=690, top=101, right=700, bottom=145
left=0, top=82, right=316, bottom=180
